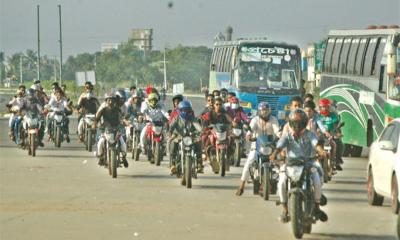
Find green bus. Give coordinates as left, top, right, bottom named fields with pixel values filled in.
left=320, top=27, right=400, bottom=156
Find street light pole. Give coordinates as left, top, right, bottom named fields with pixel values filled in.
left=163, top=47, right=167, bottom=90
left=19, top=55, right=23, bottom=84
left=58, top=5, right=63, bottom=85
left=37, top=5, right=41, bottom=82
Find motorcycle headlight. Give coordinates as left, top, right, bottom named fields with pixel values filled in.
left=105, top=133, right=115, bottom=143
left=232, top=128, right=242, bottom=136
left=278, top=110, right=286, bottom=120
left=286, top=166, right=304, bottom=182
left=216, top=131, right=226, bottom=140
left=183, top=136, right=193, bottom=146
left=54, top=115, right=63, bottom=122
left=28, top=118, right=38, bottom=126
left=324, top=145, right=331, bottom=151
left=153, top=126, right=163, bottom=135
left=259, top=146, right=272, bottom=156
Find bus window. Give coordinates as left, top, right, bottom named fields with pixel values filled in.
left=373, top=38, right=387, bottom=76
left=214, top=47, right=221, bottom=71
left=363, top=38, right=379, bottom=76
left=339, top=38, right=352, bottom=74
left=331, top=38, right=343, bottom=73
left=354, top=38, right=368, bottom=75
left=347, top=38, right=360, bottom=74
left=323, top=38, right=336, bottom=72
left=225, top=47, right=233, bottom=72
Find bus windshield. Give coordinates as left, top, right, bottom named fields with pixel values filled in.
left=237, top=61, right=298, bottom=89
left=236, top=44, right=300, bottom=90
left=388, top=45, right=400, bottom=101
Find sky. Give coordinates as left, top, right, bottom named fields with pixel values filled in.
left=1, top=0, right=399, bottom=59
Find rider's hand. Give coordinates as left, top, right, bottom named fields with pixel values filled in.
left=245, top=134, right=251, bottom=142
left=91, top=123, right=97, bottom=130
left=269, top=154, right=276, bottom=161
left=324, top=131, right=332, bottom=138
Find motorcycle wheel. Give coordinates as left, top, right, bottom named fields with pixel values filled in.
left=87, top=130, right=93, bottom=152
left=253, top=178, right=260, bottom=195
left=290, top=192, right=304, bottom=239
left=133, top=134, right=140, bottom=161
left=322, top=157, right=330, bottom=183
left=110, top=149, right=117, bottom=178
left=30, top=133, right=36, bottom=157
left=154, top=141, right=161, bottom=166
left=85, top=128, right=89, bottom=151
left=234, top=140, right=241, bottom=167
left=303, top=223, right=312, bottom=234
left=55, top=126, right=61, bottom=148
left=262, top=167, right=270, bottom=201
left=185, top=155, right=192, bottom=189
left=219, top=149, right=226, bottom=177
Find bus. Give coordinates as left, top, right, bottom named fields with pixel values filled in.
left=320, top=27, right=400, bottom=157
left=209, top=39, right=302, bottom=124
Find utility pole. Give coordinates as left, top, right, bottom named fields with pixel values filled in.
left=19, top=55, right=23, bottom=84
left=58, top=5, right=63, bottom=85
left=53, top=56, right=57, bottom=81
left=37, top=5, right=41, bottom=82
left=163, top=47, right=167, bottom=90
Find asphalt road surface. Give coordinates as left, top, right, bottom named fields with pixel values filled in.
left=0, top=96, right=397, bottom=240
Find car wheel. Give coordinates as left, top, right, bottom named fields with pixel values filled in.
left=392, top=175, right=399, bottom=214
left=367, top=168, right=384, bottom=206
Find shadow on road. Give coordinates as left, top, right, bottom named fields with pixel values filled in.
left=307, top=233, right=396, bottom=240
left=196, top=184, right=238, bottom=190
left=323, top=188, right=366, bottom=194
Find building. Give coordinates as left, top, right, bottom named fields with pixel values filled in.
left=101, top=43, right=120, bottom=52
left=129, top=29, right=153, bottom=51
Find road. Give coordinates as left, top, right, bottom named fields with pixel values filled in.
left=0, top=96, right=397, bottom=240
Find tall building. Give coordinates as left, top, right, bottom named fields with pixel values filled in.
left=129, top=29, right=153, bottom=51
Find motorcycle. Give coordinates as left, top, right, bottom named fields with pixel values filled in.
left=22, top=111, right=42, bottom=157
left=319, top=122, right=345, bottom=183
left=9, top=106, right=24, bottom=146
left=230, top=121, right=248, bottom=167
left=49, top=108, right=67, bottom=148
left=207, top=123, right=228, bottom=177
left=145, top=120, right=165, bottom=166
left=175, top=123, right=199, bottom=188
left=102, top=127, right=123, bottom=178
left=129, top=114, right=145, bottom=161
left=249, top=135, right=279, bottom=200
left=286, top=158, right=322, bottom=238
left=83, top=114, right=96, bottom=152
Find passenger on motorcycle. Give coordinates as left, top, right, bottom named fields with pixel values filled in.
left=168, top=94, right=184, bottom=124
left=46, top=87, right=72, bottom=142
left=115, top=89, right=129, bottom=116
left=139, top=93, right=169, bottom=151
left=199, top=94, right=214, bottom=116
left=225, top=97, right=248, bottom=123
left=7, top=88, right=27, bottom=142
left=318, top=98, right=344, bottom=171
left=77, top=90, right=100, bottom=142
left=270, top=109, right=328, bottom=223
left=220, top=88, right=229, bottom=103
left=280, top=96, right=303, bottom=137
left=169, top=100, right=203, bottom=174
left=94, top=93, right=129, bottom=168
left=303, top=101, right=328, bottom=136
left=236, top=102, right=279, bottom=196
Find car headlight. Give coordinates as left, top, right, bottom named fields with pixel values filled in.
left=183, top=136, right=193, bottom=146
left=286, top=165, right=304, bottom=182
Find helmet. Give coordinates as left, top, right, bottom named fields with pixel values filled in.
left=178, top=100, right=193, bottom=120
left=319, top=98, right=331, bottom=116
left=172, top=94, right=183, bottom=103
left=30, top=84, right=40, bottom=91
left=288, top=109, right=308, bottom=133
left=146, top=86, right=154, bottom=95
left=115, top=89, right=127, bottom=101
left=148, top=93, right=159, bottom=108
left=229, top=97, right=239, bottom=110
left=257, top=102, right=271, bottom=120
left=104, top=92, right=115, bottom=100
left=26, top=88, right=35, bottom=98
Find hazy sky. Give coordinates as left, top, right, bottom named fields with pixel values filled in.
left=1, top=0, right=399, bottom=58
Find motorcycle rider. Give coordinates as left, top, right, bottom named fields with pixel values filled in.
left=76, top=88, right=100, bottom=142
left=220, top=88, right=229, bottom=103
left=270, top=109, right=328, bottom=223
left=115, top=89, right=129, bottom=116
left=139, top=93, right=169, bottom=156
left=318, top=98, right=344, bottom=171
left=169, top=100, right=203, bottom=174
left=77, top=82, right=94, bottom=124
left=168, top=94, right=184, bottom=124
left=94, top=93, right=129, bottom=168
left=7, top=88, right=27, bottom=142
left=23, top=88, right=45, bottom=147
left=303, top=101, right=328, bottom=136
left=199, top=94, right=214, bottom=116
left=46, top=87, right=72, bottom=142
left=236, top=102, right=279, bottom=196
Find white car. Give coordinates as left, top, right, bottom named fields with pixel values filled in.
left=367, top=118, right=400, bottom=214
